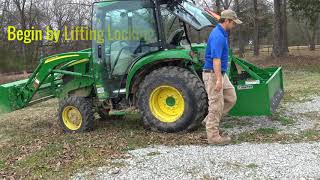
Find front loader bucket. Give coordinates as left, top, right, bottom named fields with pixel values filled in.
left=227, top=54, right=284, bottom=116
left=0, top=78, right=58, bottom=114
left=0, top=87, right=11, bottom=113
left=0, top=79, right=28, bottom=114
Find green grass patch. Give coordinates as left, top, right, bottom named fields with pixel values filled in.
left=234, top=128, right=320, bottom=144
left=302, top=130, right=320, bottom=139
left=221, top=122, right=235, bottom=129
left=277, top=116, right=295, bottom=126
left=221, top=118, right=252, bottom=129
left=233, top=128, right=282, bottom=143
left=256, top=128, right=278, bottom=135
left=272, top=114, right=295, bottom=126
left=147, top=151, right=161, bottom=156
left=283, top=71, right=320, bottom=102
left=246, top=163, right=259, bottom=168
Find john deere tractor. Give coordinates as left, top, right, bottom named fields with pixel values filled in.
left=0, top=0, right=284, bottom=133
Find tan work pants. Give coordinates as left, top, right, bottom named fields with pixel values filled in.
left=202, top=72, right=237, bottom=139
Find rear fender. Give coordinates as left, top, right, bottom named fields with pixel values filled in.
left=125, top=49, right=195, bottom=99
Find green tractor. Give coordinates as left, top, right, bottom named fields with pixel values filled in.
left=0, top=0, right=284, bottom=133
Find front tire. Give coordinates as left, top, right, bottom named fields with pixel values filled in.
left=58, top=97, right=94, bottom=133
left=137, top=66, right=208, bottom=133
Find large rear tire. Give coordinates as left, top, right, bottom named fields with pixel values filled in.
left=137, top=66, right=208, bottom=133
left=58, top=97, right=94, bottom=133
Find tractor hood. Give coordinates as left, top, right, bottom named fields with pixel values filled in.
left=166, top=0, right=217, bottom=30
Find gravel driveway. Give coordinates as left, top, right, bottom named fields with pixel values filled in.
left=73, top=142, right=320, bottom=179
left=222, top=96, right=320, bottom=135
left=73, top=97, right=320, bottom=180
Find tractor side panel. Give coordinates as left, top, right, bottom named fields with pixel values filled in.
left=57, top=77, right=95, bottom=99
left=56, top=57, right=94, bottom=99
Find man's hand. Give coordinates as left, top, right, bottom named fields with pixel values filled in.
left=215, top=79, right=222, bottom=92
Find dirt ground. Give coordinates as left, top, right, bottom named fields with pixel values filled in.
left=245, top=49, right=320, bottom=72
left=0, top=48, right=319, bottom=179
left=0, top=73, right=29, bottom=84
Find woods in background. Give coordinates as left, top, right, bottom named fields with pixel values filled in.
left=200, top=0, right=320, bottom=57
left=289, top=0, right=320, bottom=51
left=0, top=0, right=94, bottom=73
left=0, top=0, right=320, bottom=73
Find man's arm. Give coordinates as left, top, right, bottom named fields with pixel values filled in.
left=213, top=58, right=222, bottom=92
left=208, top=35, right=224, bottom=92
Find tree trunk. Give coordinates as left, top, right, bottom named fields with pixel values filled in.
left=309, top=26, right=316, bottom=50
left=253, top=0, right=259, bottom=56
left=272, top=0, right=282, bottom=57
left=281, top=0, right=289, bottom=53
left=272, top=0, right=288, bottom=57
left=221, top=0, right=232, bottom=10
left=215, top=0, right=221, bottom=14
left=234, top=0, right=245, bottom=57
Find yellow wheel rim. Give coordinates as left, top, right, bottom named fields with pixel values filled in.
left=62, top=106, right=83, bottom=131
left=149, top=85, right=185, bottom=123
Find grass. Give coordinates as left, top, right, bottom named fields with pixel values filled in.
left=272, top=113, right=295, bottom=126
left=276, top=117, right=295, bottom=126
left=302, top=130, right=320, bottom=139
left=221, top=122, right=235, bottom=129
left=233, top=128, right=282, bottom=144
left=146, top=151, right=161, bottom=156
left=283, top=71, right=320, bottom=102
left=0, top=49, right=320, bottom=178
left=246, top=163, right=259, bottom=169
left=256, top=128, right=278, bottom=135
left=0, top=103, right=207, bottom=179
left=221, top=118, right=252, bottom=129
left=245, top=51, right=320, bottom=102
left=233, top=128, right=320, bottom=144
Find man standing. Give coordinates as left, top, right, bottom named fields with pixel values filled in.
left=203, top=10, right=242, bottom=145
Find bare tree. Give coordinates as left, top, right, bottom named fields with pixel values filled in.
left=0, top=0, right=10, bottom=46
left=220, top=0, right=233, bottom=9
left=234, top=0, right=245, bottom=57
left=281, top=0, right=289, bottom=53
left=214, top=0, right=221, bottom=14
left=253, top=0, right=259, bottom=56
left=12, top=0, right=43, bottom=70
left=272, top=0, right=289, bottom=57
left=289, top=0, right=320, bottom=50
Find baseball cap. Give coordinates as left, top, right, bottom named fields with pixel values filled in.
left=221, top=9, right=243, bottom=24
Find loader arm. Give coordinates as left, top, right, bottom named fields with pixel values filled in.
left=0, top=52, right=93, bottom=114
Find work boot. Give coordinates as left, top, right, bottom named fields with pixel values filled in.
left=208, top=135, right=231, bottom=145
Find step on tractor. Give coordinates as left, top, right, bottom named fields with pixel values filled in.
left=0, top=0, right=284, bottom=133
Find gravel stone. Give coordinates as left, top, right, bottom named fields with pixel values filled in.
left=223, top=96, right=320, bottom=135
left=73, top=97, right=320, bottom=179
left=73, top=142, right=320, bottom=180
left=286, top=96, right=320, bottom=114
